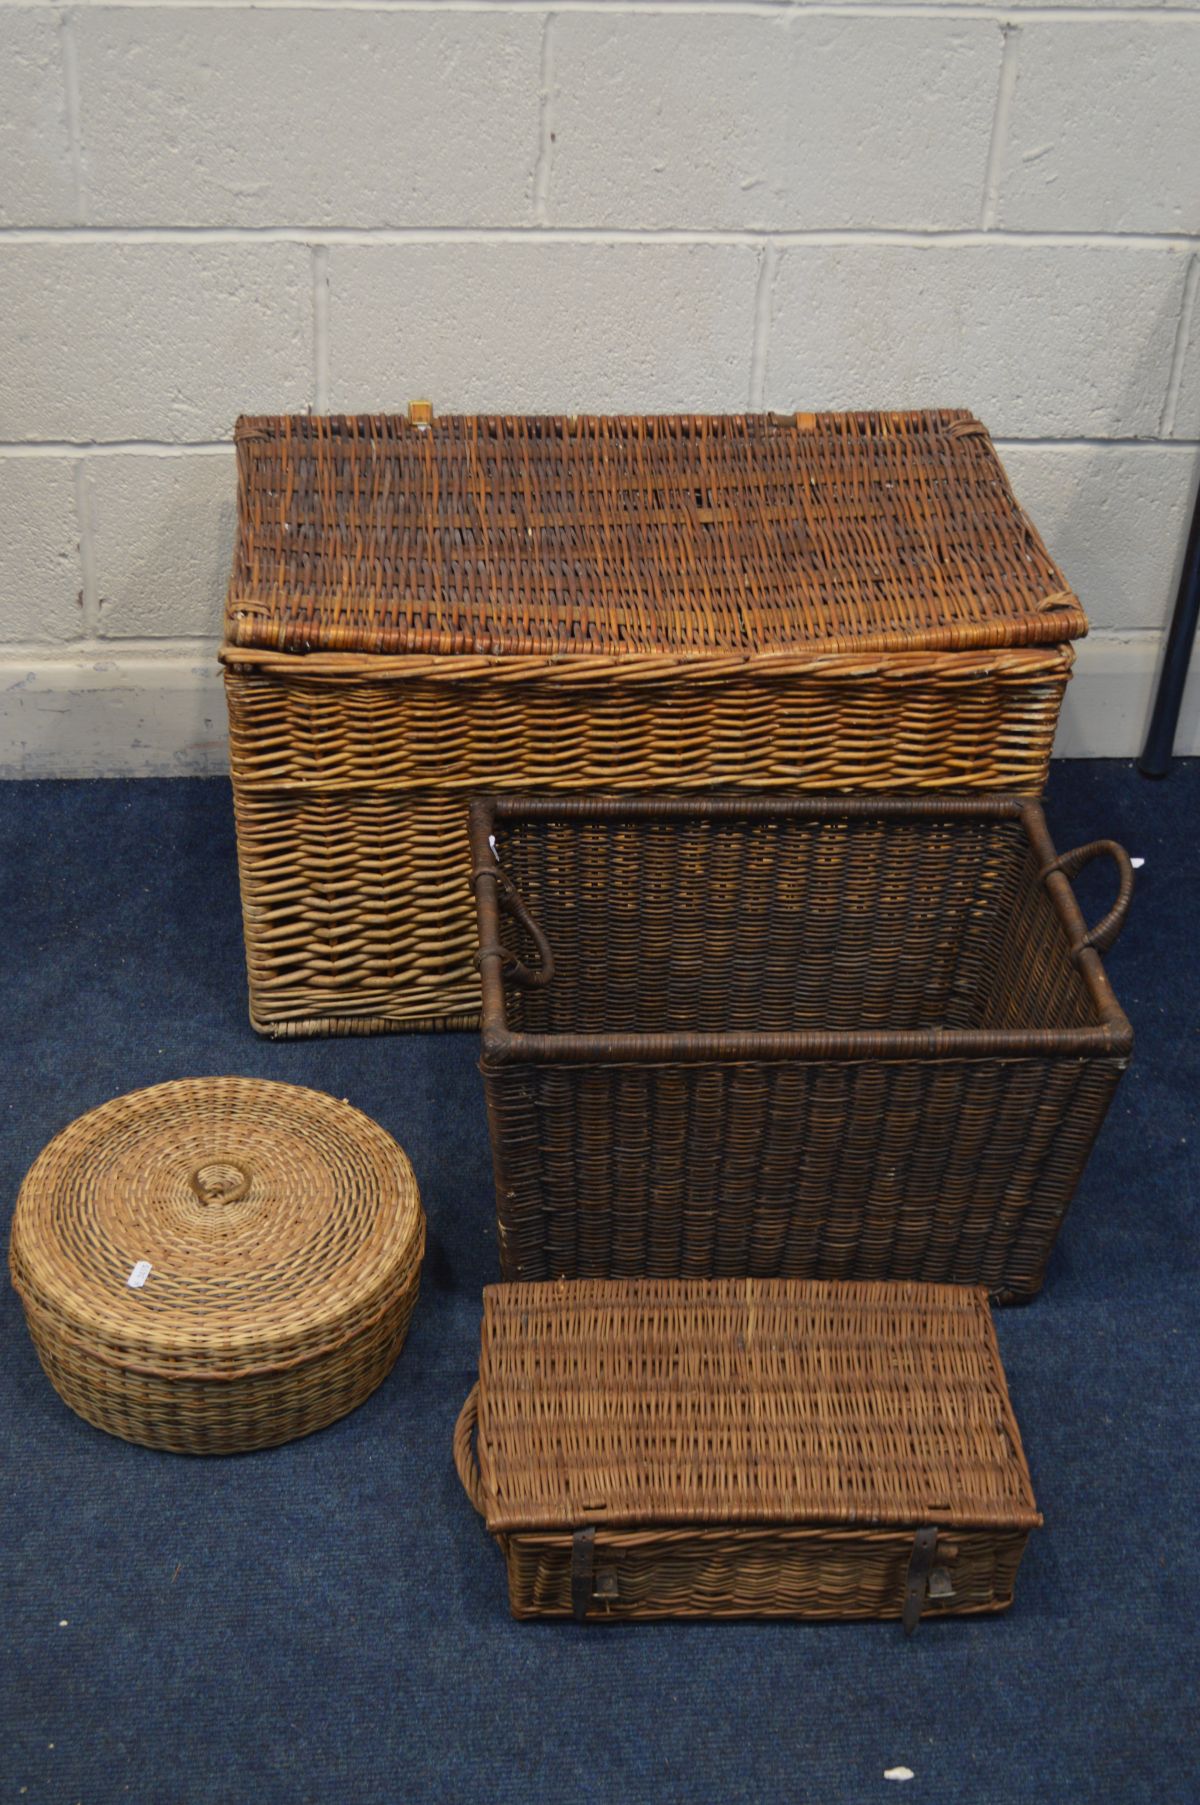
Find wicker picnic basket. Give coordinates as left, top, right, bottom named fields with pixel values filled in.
left=8, top=1078, right=425, bottom=1454
left=222, top=409, right=1085, bottom=1037
left=455, top=1278, right=1041, bottom=1626
left=471, top=794, right=1134, bottom=1300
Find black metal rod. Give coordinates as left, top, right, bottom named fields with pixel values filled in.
left=1139, top=474, right=1200, bottom=776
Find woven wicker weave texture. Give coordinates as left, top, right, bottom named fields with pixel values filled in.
left=473, top=796, right=1133, bottom=1299
left=225, top=649, right=1073, bottom=1036
left=222, top=409, right=1083, bottom=1036
left=456, top=1278, right=1040, bottom=1622
left=227, top=411, right=1085, bottom=657
left=8, top=1078, right=425, bottom=1454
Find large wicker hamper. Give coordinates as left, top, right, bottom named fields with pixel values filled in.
left=471, top=793, right=1134, bottom=1300
left=222, top=409, right=1085, bottom=1036
left=455, top=1278, right=1041, bottom=1626
left=8, top=1078, right=425, bottom=1454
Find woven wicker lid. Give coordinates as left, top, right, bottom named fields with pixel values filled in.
left=225, top=410, right=1086, bottom=660
left=9, top=1078, right=423, bottom=1381
left=474, top=1278, right=1041, bottom=1535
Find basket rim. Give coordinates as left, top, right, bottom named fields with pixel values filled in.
left=470, top=792, right=1134, bottom=1066
left=217, top=642, right=1078, bottom=684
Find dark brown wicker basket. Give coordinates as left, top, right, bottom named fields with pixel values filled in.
left=455, top=1278, right=1041, bottom=1626
left=471, top=794, right=1134, bottom=1302
left=223, top=408, right=1084, bottom=1036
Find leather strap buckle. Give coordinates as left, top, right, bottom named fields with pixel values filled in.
left=902, top=1527, right=939, bottom=1635
left=571, top=1527, right=596, bottom=1622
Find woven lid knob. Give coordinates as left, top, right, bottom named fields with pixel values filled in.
left=189, top=1161, right=250, bottom=1207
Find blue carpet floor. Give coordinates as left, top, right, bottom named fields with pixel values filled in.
left=1, top=762, right=1196, bottom=1805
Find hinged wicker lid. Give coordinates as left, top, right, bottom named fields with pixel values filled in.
left=225, top=410, right=1085, bottom=659
left=473, top=1279, right=1041, bottom=1535
left=9, top=1078, right=423, bottom=1381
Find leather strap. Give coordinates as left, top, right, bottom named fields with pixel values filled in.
left=902, top=1527, right=939, bottom=1635
left=571, top=1527, right=596, bottom=1622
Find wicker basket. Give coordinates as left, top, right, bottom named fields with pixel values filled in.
left=222, top=409, right=1085, bottom=1036
left=471, top=794, right=1134, bottom=1301
left=455, top=1278, right=1041, bottom=1626
left=8, top=1078, right=425, bottom=1454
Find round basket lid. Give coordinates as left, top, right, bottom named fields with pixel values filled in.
left=9, top=1078, right=423, bottom=1380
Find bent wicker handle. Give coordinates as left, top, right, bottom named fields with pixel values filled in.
left=1043, top=839, right=1135, bottom=954
left=477, top=865, right=556, bottom=991
left=499, top=868, right=556, bottom=989
left=454, top=1383, right=486, bottom=1518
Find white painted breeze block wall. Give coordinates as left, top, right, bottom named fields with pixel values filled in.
left=2, top=0, right=1199, bottom=774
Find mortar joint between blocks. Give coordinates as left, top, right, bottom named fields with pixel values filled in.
left=533, top=13, right=557, bottom=228
left=749, top=243, right=779, bottom=410
left=1159, top=252, right=1200, bottom=439
left=312, top=245, right=331, bottom=412
left=980, top=19, right=1021, bottom=233
left=72, top=459, right=99, bottom=635
left=59, top=7, right=87, bottom=226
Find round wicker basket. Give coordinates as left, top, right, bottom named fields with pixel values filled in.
left=8, top=1077, right=425, bottom=1454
